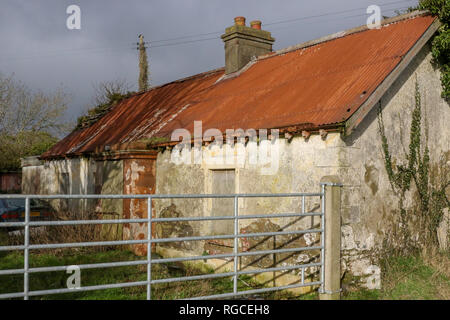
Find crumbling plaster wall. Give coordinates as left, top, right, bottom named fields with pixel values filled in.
left=21, top=158, right=43, bottom=195
left=22, top=157, right=126, bottom=218
left=155, top=132, right=346, bottom=279
left=22, top=158, right=94, bottom=194
left=94, top=160, right=124, bottom=240
left=22, top=157, right=96, bottom=212
left=342, top=44, right=450, bottom=286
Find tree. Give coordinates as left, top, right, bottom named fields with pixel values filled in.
left=0, top=132, right=58, bottom=171
left=76, top=79, right=134, bottom=130
left=90, top=79, right=132, bottom=106
left=0, top=73, right=70, bottom=171
left=419, top=0, right=450, bottom=99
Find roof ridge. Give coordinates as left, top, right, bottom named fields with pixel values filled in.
left=259, top=10, right=431, bottom=60
left=216, top=10, right=431, bottom=83
left=134, top=67, right=224, bottom=96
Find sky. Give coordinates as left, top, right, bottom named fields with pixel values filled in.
left=0, top=0, right=419, bottom=123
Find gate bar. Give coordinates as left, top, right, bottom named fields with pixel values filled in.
left=0, top=212, right=322, bottom=228
left=0, top=245, right=324, bottom=276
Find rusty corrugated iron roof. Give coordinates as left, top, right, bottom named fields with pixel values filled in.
left=42, top=12, right=437, bottom=159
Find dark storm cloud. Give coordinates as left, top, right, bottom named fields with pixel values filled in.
left=0, top=0, right=418, bottom=121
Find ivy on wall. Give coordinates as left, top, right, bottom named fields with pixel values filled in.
left=377, top=80, right=449, bottom=253
left=419, top=0, right=450, bottom=99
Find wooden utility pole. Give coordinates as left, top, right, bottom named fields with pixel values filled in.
left=138, top=34, right=149, bottom=91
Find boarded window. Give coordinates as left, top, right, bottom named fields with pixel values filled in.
left=211, top=169, right=235, bottom=235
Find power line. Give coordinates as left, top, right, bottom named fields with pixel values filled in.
left=143, top=4, right=412, bottom=50
left=0, top=3, right=416, bottom=61
left=146, top=5, right=413, bottom=49
left=147, top=30, right=223, bottom=44
left=150, top=37, right=220, bottom=48
left=263, top=0, right=416, bottom=26
left=268, top=6, right=412, bottom=33
left=146, top=0, right=417, bottom=43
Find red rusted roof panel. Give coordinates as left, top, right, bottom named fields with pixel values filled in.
left=42, top=69, right=223, bottom=158
left=42, top=14, right=436, bottom=158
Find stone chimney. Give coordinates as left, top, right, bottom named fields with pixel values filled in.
left=221, top=17, right=275, bottom=74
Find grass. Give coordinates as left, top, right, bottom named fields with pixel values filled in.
left=2, top=228, right=447, bottom=300
left=342, top=251, right=450, bottom=300
left=270, top=251, right=450, bottom=300
left=0, top=249, right=297, bottom=300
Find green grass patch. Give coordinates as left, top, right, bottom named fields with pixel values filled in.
left=342, top=253, right=450, bottom=300
left=294, top=252, right=450, bottom=300
left=2, top=243, right=447, bottom=300
left=0, top=249, right=298, bottom=300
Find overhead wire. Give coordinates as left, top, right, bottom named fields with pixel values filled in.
left=148, top=4, right=413, bottom=48
left=0, top=1, right=417, bottom=61
left=146, top=0, right=417, bottom=43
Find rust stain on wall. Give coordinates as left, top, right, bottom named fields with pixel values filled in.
left=123, top=158, right=156, bottom=256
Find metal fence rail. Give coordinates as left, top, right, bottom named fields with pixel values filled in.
left=0, top=190, right=325, bottom=300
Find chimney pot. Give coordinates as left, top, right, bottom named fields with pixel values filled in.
left=234, top=16, right=246, bottom=26
left=250, top=20, right=262, bottom=30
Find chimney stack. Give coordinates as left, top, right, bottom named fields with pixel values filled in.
left=221, top=17, right=275, bottom=74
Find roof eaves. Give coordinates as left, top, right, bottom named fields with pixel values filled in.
left=148, top=121, right=346, bottom=149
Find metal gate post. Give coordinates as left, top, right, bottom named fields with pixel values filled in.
left=233, top=196, right=238, bottom=295
left=319, top=176, right=342, bottom=300
left=24, top=197, right=30, bottom=300
left=147, top=196, right=152, bottom=300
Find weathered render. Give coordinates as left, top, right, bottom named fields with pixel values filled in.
left=340, top=44, right=450, bottom=285
left=154, top=133, right=342, bottom=286
left=22, top=156, right=96, bottom=212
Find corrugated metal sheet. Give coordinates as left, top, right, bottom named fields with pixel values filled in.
left=42, top=14, right=436, bottom=159
left=43, top=69, right=223, bottom=158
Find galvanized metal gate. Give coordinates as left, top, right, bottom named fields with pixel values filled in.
left=0, top=186, right=327, bottom=300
